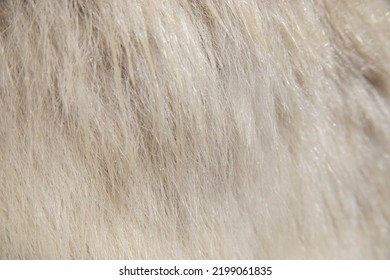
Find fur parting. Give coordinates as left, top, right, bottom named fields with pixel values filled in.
left=0, top=0, right=390, bottom=259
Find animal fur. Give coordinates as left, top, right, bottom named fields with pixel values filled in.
left=0, top=0, right=389, bottom=259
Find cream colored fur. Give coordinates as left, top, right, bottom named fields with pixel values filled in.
left=0, top=0, right=390, bottom=259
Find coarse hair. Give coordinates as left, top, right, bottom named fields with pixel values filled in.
left=0, top=0, right=389, bottom=259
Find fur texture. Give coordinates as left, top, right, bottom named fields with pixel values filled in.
left=0, top=0, right=390, bottom=259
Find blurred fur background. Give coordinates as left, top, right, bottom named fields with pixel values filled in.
left=0, top=0, right=389, bottom=259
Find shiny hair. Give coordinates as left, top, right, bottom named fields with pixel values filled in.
left=1, top=0, right=389, bottom=259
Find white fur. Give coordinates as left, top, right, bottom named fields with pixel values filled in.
left=0, top=0, right=389, bottom=259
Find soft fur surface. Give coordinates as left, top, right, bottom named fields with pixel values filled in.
left=0, top=0, right=389, bottom=259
